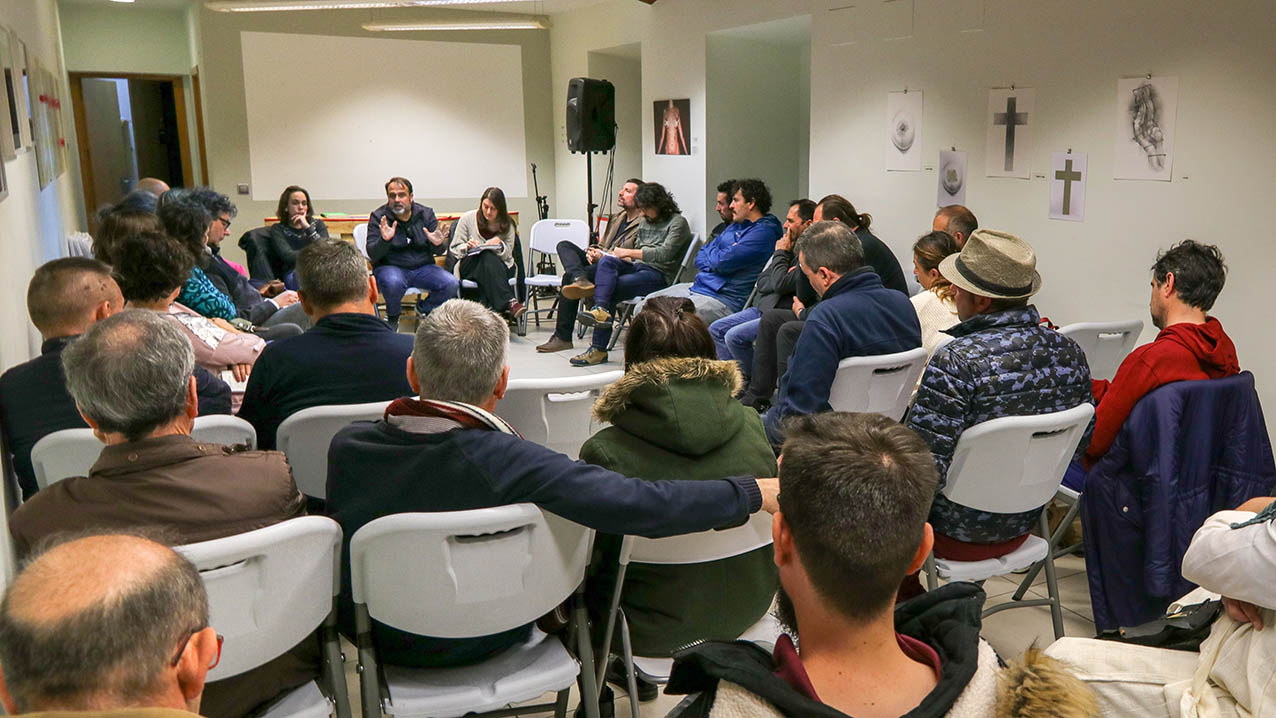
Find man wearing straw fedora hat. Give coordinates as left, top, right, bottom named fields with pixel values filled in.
left=904, top=229, right=1092, bottom=561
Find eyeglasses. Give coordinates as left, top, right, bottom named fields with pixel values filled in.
left=216, top=216, right=232, bottom=230
left=171, top=628, right=224, bottom=669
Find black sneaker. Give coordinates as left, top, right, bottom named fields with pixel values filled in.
left=605, top=656, right=659, bottom=702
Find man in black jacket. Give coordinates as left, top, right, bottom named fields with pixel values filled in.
left=365, top=177, right=459, bottom=330
left=326, top=298, right=779, bottom=672
left=708, top=199, right=813, bottom=379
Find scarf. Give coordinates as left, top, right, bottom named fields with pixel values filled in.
left=384, top=397, right=522, bottom=438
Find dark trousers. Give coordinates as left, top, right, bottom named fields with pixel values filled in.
left=459, top=251, right=515, bottom=312
left=554, top=241, right=596, bottom=340
left=588, top=256, right=666, bottom=350
left=742, top=307, right=804, bottom=405
left=774, top=319, right=805, bottom=391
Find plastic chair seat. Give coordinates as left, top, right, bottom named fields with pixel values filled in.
left=381, top=631, right=578, bottom=718
left=258, top=681, right=333, bottom=718
left=934, top=534, right=1049, bottom=583
left=459, top=278, right=518, bottom=290
left=525, top=274, right=562, bottom=287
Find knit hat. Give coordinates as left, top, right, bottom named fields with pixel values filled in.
left=938, top=229, right=1042, bottom=299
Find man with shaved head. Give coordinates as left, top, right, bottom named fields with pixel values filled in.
left=0, top=533, right=218, bottom=717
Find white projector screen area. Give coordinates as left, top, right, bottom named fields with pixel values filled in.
left=240, top=31, right=528, bottom=202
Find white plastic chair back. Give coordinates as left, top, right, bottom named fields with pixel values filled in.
left=1, top=452, right=18, bottom=600
left=276, top=400, right=392, bottom=499
left=499, top=371, right=622, bottom=458
left=190, top=415, right=257, bottom=449
left=350, top=504, right=593, bottom=638
left=176, top=516, right=341, bottom=681
left=353, top=223, right=369, bottom=259
left=529, top=219, right=588, bottom=255
left=827, top=347, right=929, bottom=420
left=621, top=511, right=773, bottom=566
left=941, top=403, right=1094, bottom=515
left=1058, top=320, right=1144, bottom=382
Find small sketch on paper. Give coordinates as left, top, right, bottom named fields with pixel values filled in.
left=937, top=149, right=967, bottom=207
left=1129, top=82, right=1166, bottom=171
left=985, top=88, right=1034, bottom=179
left=1049, top=151, right=1087, bottom=222
left=1114, top=76, right=1177, bottom=181
left=891, top=108, right=916, bottom=152
left=885, top=91, right=923, bottom=171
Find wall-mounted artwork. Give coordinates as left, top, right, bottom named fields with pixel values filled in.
left=0, top=135, right=8, bottom=203
left=1049, top=151, right=1087, bottom=222
left=937, top=149, right=967, bottom=207
left=13, top=35, right=32, bottom=151
left=654, top=98, right=690, bottom=156
left=985, top=88, right=1034, bottom=179
left=1114, top=76, right=1177, bottom=181
left=0, top=25, right=18, bottom=160
left=885, top=90, right=923, bottom=171
left=28, top=56, right=54, bottom=189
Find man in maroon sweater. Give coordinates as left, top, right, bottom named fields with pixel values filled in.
left=1085, top=240, right=1238, bottom=467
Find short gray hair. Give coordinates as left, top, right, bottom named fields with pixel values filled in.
left=413, top=299, right=508, bottom=405
left=296, top=240, right=370, bottom=310
left=61, top=310, right=195, bottom=441
left=797, top=220, right=865, bottom=276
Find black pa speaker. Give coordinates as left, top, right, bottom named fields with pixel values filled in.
left=566, top=78, right=616, bottom=153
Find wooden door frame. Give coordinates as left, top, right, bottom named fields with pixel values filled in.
left=191, top=66, right=209, bottom=185
left=69, top=71, right=195, bottom=218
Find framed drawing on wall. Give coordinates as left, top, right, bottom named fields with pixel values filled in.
left=0, top=139, right=8, bottom=202
left=653, top=98, right=691, bottom=156
left=28, top=57, right=54, bottom=189
left=0, top=25, right=18, bottom=160
left=11, top=33, right=32, bottom=152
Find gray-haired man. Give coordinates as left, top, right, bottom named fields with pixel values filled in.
left=326, top=298, right=778, bottom=673
left=7, top=309, right=314, bottom=718
left=0, top=534, right=218, bottom=717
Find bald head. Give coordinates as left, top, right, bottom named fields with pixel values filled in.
left=933, top=205, right=978, bottom=246
left=26, top=258, right=124, bottom=340
left=0, top=534, right=208, bottom=713
left=136, top=177, right=171, bottom=197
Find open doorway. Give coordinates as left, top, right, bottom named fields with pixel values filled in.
left=706, top=17, right=811, bottom=221
left=69, top=72, right=194, bottom=217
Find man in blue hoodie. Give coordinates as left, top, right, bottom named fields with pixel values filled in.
left=763, top=221, right=922, bottom=446
left=642, top=178, right=782, bottom=324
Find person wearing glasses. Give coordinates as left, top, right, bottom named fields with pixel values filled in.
left=0, top=534, right=224, bottom=718
left=5, top=310, right=314, bottom=718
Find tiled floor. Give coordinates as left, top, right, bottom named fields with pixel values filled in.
left=343, top=322, right=1098, bottom=717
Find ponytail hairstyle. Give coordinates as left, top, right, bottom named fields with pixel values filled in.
left=912, top=230, right=960, bottom=302
left=816, top=194, right=871, bottom=231
left=623, top=296, right=716, bottom=370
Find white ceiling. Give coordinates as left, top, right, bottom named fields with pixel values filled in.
left=58, top=0, right=609, bottom=14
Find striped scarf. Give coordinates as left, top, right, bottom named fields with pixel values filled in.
left=384, top=397, right=522, bottom=438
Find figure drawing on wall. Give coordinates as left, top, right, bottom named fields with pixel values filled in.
left=1114, top=76, right=1177, bottom=181
left=655, top=98, right=690, bottom=156
left=985, top=88, right=1034, bottom=179
left=886, top=90, right=923, bottom=171
left=937, top=149, right=967, bottom=207
left=1049, top=151, right=1087, bottom=222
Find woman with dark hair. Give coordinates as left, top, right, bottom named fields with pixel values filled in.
left=580, top=296, right=777, bottom=700
left=93, top=209, right=164, bottom=266
left=448, top=187, right=524, bottom=320
left=269, top=185, right=329, bottom=288
left=911, top=230, right=960, bottom=355
left=570, top=182, right=691, bottom=367
left=155, top=190, right=239, bottom=322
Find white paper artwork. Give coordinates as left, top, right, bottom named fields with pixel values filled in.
left=1049, top=152, right=1087, bottom=222
left=937, top=150, right=968, bottom=207
left=886, top=91, right=923, bottom=171
left=1114, top=76, right=1177, bottom=181
left=985, top=88, right=1034, bottom=179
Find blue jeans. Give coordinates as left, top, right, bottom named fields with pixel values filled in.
left=373, top=263, right=460, bottom=318
left=590, top=255, right=666, bottom=349
left=708, top=307, right=762, bottom=375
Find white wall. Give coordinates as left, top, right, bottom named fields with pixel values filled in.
left=0, top=0, right=82, bottom=372
left=59, top=5, right=193, bottom=76
left=550, top=0, right=1276, bottom=441
left=586, top=48, right=641, bottom=214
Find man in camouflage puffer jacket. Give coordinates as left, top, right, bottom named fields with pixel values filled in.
left=905, top=230, right=1092, bottom=552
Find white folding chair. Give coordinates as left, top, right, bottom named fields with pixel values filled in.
left=177, top=516, right=351, bottom=718
left=598, top=513, right=779, bottom=717
left=924, top=403, right=1094, bottom=640
left=827, top=347, right=929, bottom=420
left=498, top=371, right=623, bottom=459
left=276, top=401, right=392, bottom=500
left=525, top=219, right=589, bottom=325
left=350, top=505, right=599, bottom=718
left=1, top=443, right=19, bottom=600
left=31, top=415, right=260, bottom=490
left=1057, top=320, right=1144, bottom=382
left=606, top=234, right=703, bottom=351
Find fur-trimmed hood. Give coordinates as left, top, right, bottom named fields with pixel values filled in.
left=591, top=357, right=748, bottom=457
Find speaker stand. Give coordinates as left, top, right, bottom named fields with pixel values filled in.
left=586, top=153, right=599, bottom=243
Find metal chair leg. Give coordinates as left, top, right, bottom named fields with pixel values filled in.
left=620, top=611, right=640, bottom=718
left=925, top=553, right=938, bottom=591
left=573, top=596, right=601, bottom=718
left=322, top=604, right=352, bottom=718
left=1039, top=510, right=1066, bottom=640
left=354, top=606, right=382, bottom=718
left=1013, top=498, right=1081, bottom=600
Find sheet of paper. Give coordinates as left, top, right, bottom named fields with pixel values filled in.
left=1049, top=151, right=1088, bottom=222
left=1114, top=76, right=1177, bottom=181
left=985, top=88, right=1035, bottom=179
left=886, top=90, right=924, bottom=171
left=937, top=149, right=968, bottom=207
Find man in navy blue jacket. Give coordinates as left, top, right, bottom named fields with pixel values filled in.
left=326, top=299, right=779, bottom=671
left=365, top=177, right=460, bottom=329
left=238, top=240, right=414, bottom=453
left=763, top=222, right=922, bottom=445
left=643, top=178, right=782, bottom=324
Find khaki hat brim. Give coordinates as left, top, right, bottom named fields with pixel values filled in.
left=938, top=254, right=1042, bottom=300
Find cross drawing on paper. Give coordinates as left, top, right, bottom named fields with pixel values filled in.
left=993, top=96, right=1028, bottom=171
left=1055, top=159, right=1082, bottom=215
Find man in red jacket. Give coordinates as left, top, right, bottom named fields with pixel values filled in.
left=1085, top=240, right=1238, bottom=467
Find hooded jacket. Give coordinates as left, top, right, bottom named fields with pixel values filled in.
left=1084, top=317, right=1239, bottom=467
left=580, top=357, right=779, bottom=655
left=691, top=214, right=785, bottom=311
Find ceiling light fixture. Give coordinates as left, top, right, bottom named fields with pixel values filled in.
left=206, top=0, right=531, bottom=10
left=363, top=18, right=548, bottom=31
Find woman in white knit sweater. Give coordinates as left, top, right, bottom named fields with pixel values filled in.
left=910, top=230, right=961, bottom=355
